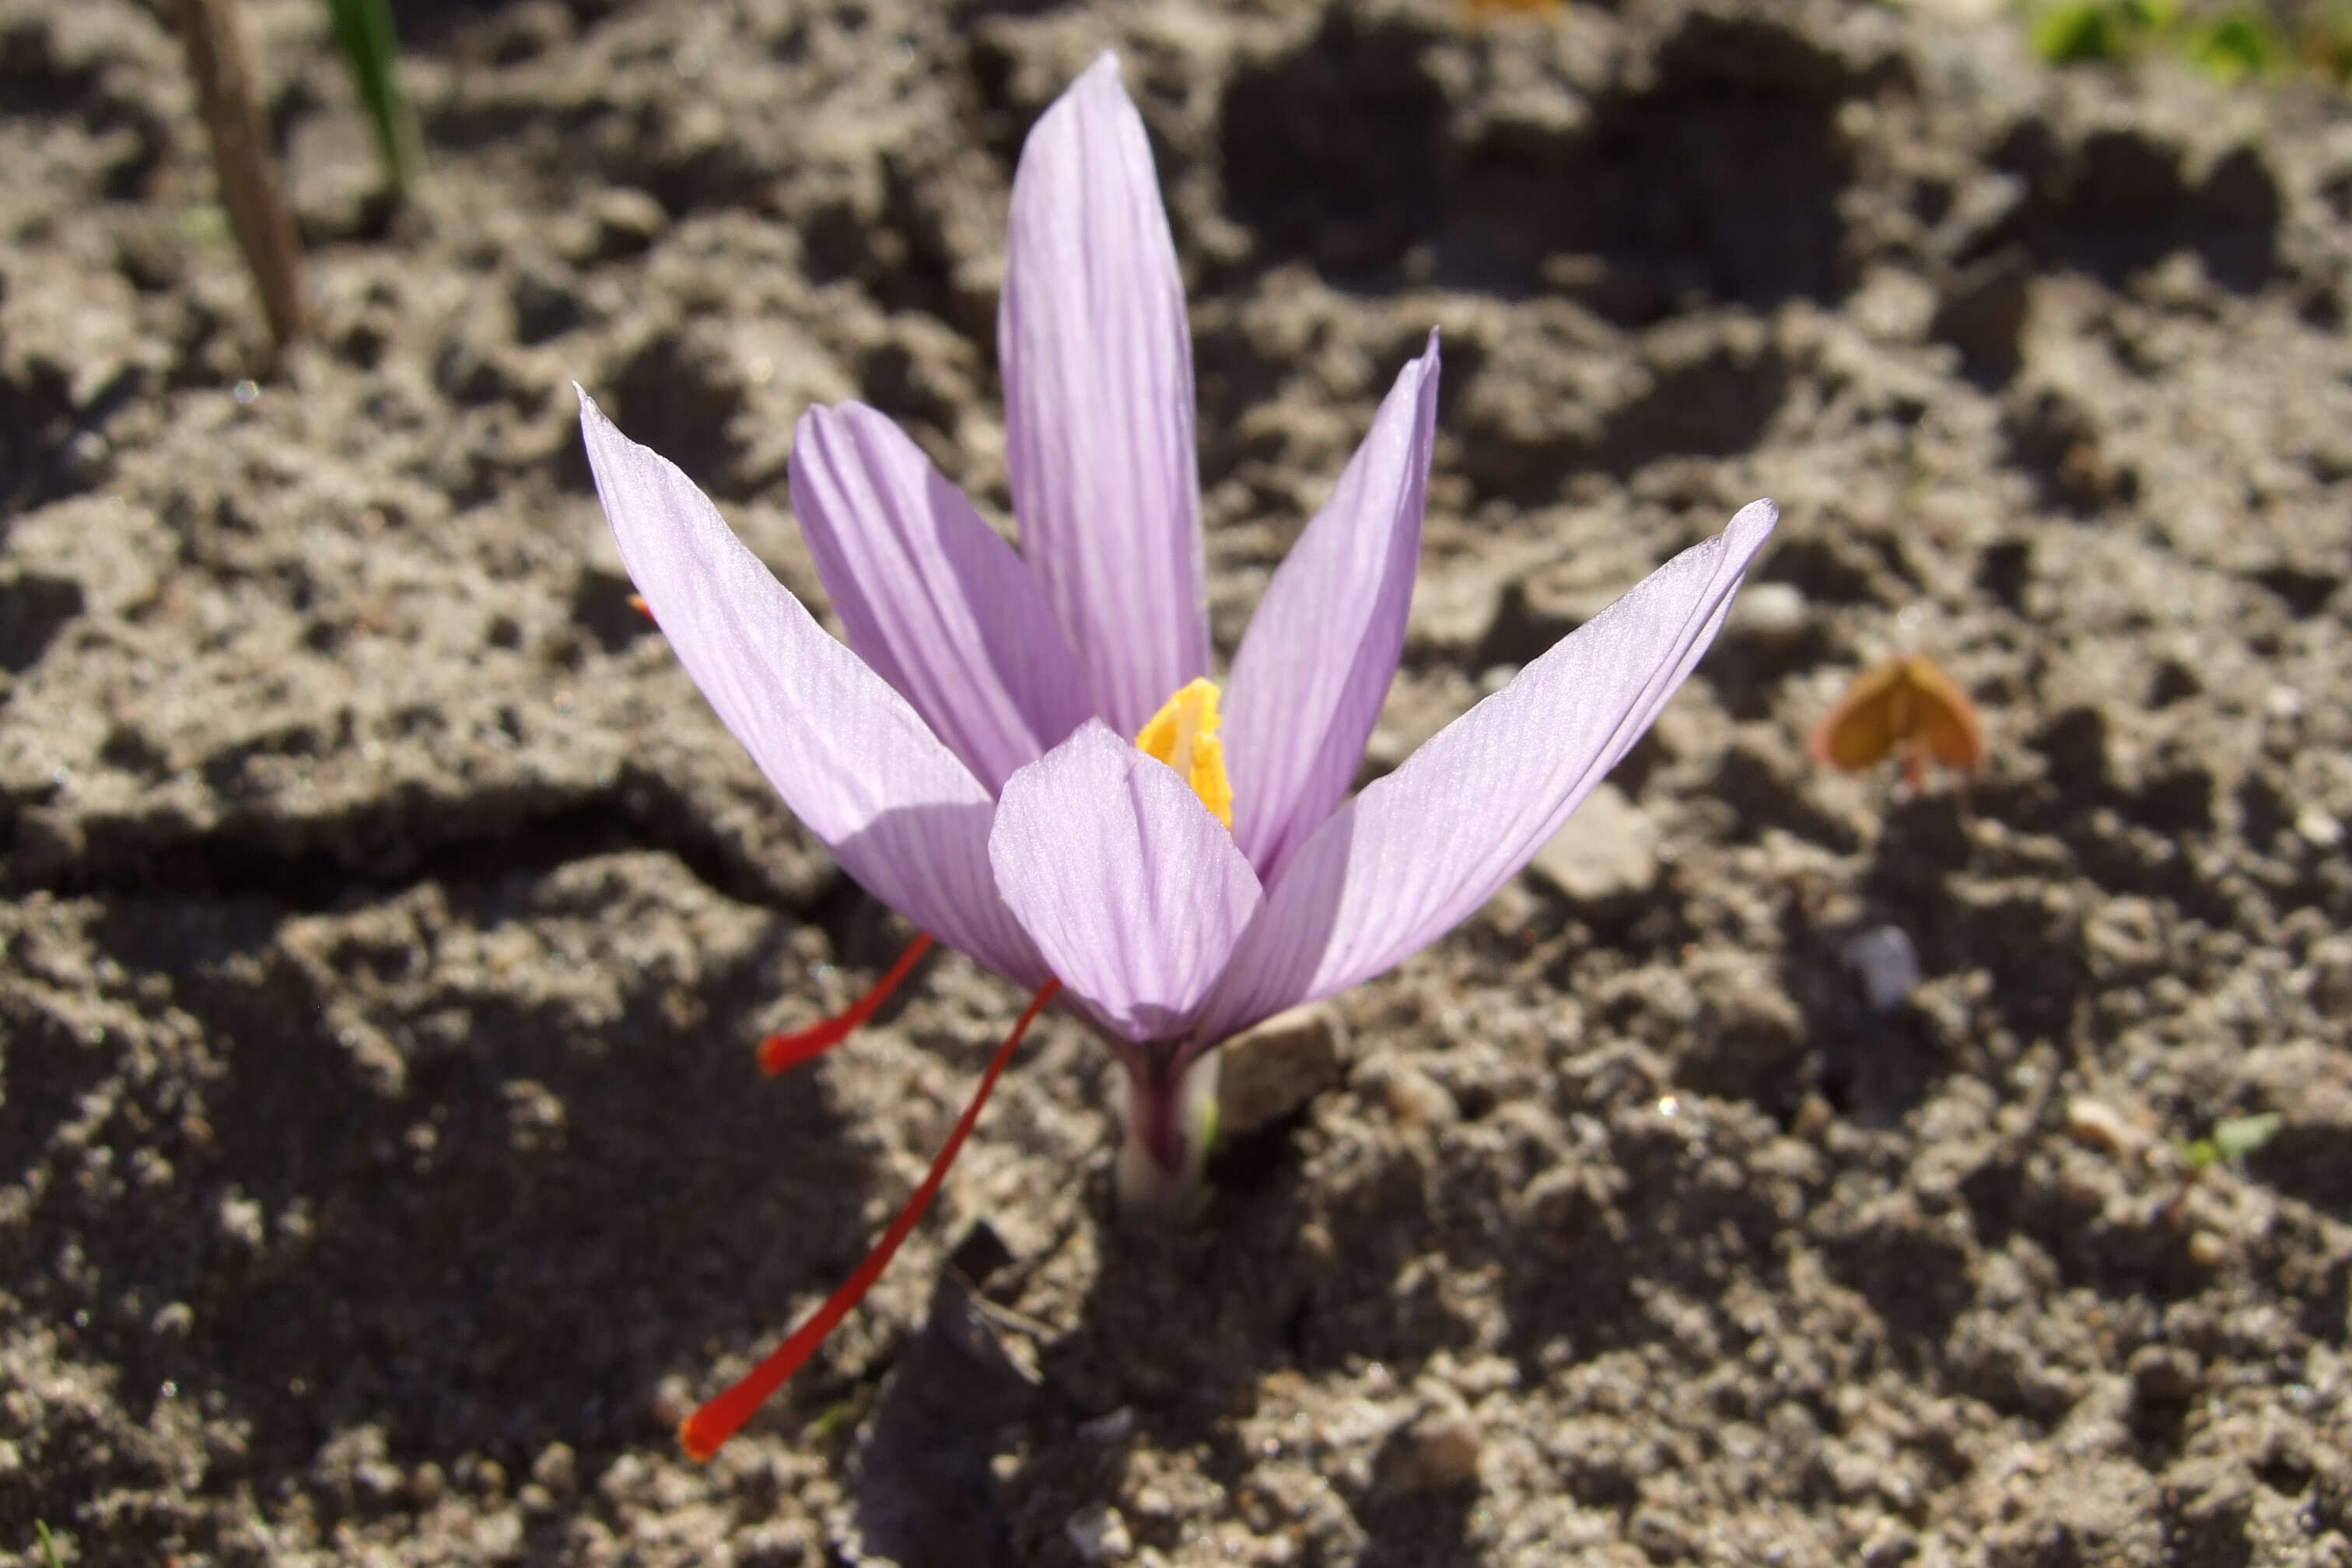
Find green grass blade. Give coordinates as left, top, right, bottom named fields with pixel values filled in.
left=324, top=0, right=421, bottom=198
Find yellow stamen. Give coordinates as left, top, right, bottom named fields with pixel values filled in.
left=1136, top=677, right=1234, bottom=829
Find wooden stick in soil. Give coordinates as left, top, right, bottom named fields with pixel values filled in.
left=166, top=0, right=305, bottom=359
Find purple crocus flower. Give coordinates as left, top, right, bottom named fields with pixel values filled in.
left=577, top=52, right=1776, bottom=1458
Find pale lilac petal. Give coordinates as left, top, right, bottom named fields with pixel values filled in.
left=1224, top=334, right=1440, bottom=883
left=789, top=402, right=1092, bottom=794
left=999, top=51, right=1208, bottom=737
left=989, top=721, right=1262, bottom=1043
left=579, top=390, right=1048, bottom=986
left=1195, top=501, right=1780, bottom=1041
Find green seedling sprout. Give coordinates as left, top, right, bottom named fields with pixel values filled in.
left=35, top=1521, right=64, bottom=1568
left=2181, top=1110, right=2283, bottom=1172
left=2160, top=1110, right=2281, bottom=1230
left=805, top=1389, right=874, bottom=1446
left=324, top=0, right=422, bottom=198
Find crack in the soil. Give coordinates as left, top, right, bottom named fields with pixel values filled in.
left=2, top=769, right=848, bottom=918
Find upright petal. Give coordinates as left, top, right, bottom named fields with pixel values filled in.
left=989, top=722, right=1262, bottom=1043
left=1195, top=501, right=1779, bottom=1041
left=579, top=390, right=1048, bottom=987
left=789, top=402, right=1093, bottom=794
left=1224, top=334, right=1440, bottom=883
left=999, top=51, right=1208, bottom=736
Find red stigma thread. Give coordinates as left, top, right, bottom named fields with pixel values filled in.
left=679, top=978, right=1062, bottom=1462
left=758, top=933, right=935, bottom=1076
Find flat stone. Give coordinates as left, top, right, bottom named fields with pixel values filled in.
left=1528, top=784, right=1657, bottom=905
left=1216, top=1003, right=1347, bottom=1136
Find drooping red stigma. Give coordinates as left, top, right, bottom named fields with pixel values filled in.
left=757, top=933, right=936, bottom=1076
left=678, top=978, right=1062, bottom=1462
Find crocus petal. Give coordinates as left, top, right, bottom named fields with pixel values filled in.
left=1194, top=501, right=1780, bottom=1041
left=789, top=402, right=1093, bottom=794
left=1224, top=333, right=1440, bottom=883
left=579, top=390, right=1048, bottom=987
left=989, top=721, right=1262, bottom=1043
left=999, top=51, right=1209, bottom=737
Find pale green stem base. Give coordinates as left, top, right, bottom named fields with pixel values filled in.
left=1115, top=1046, right=1220, bottom=1220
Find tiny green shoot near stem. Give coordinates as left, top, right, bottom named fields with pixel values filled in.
left=324, top=0, right=421, bottom=198
left=805, top=1393, right=866, bottom=1445
left=35, top=1521, right=63, bottom=1568
left=2182, top=1111, right=2283, bottom=1173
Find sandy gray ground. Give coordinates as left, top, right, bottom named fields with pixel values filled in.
left=5, top=0, right=2352, bottom=1562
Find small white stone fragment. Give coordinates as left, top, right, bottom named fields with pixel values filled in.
left=2295, top=807, right=2343, bottom=849
left=1841, top=925, right=1922, bottom=1014
left=1727, top=580, right=1809, bottom=643
left=2063, top=1096, right=2142, bottom=1159
left=1066, top=1503, right=1133, bottom=1562
left=1077, top=1407, right=1136, bottom=1445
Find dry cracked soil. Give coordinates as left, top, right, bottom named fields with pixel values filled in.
left=5, top=0, right=2352, bottom=1563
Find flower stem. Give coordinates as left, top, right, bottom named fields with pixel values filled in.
left=1115, top=1046, right=1220, bottom=1218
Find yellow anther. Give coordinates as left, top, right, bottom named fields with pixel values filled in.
left=1136, top=677, right=1234, bottom=830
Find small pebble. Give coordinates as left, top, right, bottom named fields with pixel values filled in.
left=2188, top=1230, right=2229, bottom=1269
left=651, top=1374, right=695, bottom=1429
left=1374, top=1409, right=1482, bottom=1496
left=1077, top=1407, right=1136, bottom=1445
left=2295, top=807, right=2343, bottom=849
left=1066, top=1503, right=1134, bottom=1562
left=2064, top=1096, right=2142, bottom=1159
left=1381, top=1062, right=1458, bottom=1129
left=1727, top=580, right=1810, bottom=643
left=1790, top=1094, right=1836, bottom=1139
left=530, top=1440, right=578, bottom=1496
left=1841, top=925, right=1922, bottom=1015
